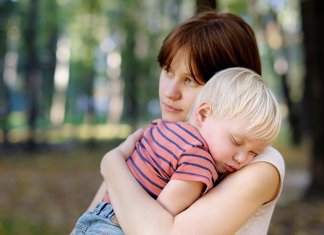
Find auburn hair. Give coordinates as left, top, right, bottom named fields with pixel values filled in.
left=157, top=11, right=261, bottom=84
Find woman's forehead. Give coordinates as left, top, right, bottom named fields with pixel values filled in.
left=172, top=48, right=201, bottom=76
left=172, top=48, right=189, bottom=63
left=169, top=50, right=189, bottom=70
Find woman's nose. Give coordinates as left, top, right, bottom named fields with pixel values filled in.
left=165, top=80, right=181, bottom=100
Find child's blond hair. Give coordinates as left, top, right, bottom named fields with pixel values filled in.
left=189, top=67, right=281, bottom=143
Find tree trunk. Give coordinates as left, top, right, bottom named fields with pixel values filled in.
left=0, top=6, right=8, bottom=146
left=121, top=21, right=138, bottom=128
left=24, top=0, right=41, bottom=151
left=0, top=0, right=16, bottom=147
left=301, top=0, right=324, bottom=197
left=41, top=0, right=59, bottom=118
left=195, top=0, right=217, bottom=13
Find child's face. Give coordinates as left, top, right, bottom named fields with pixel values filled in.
left=199, top=116, right=269, bottom=174
left=159, top=50, right=203, bottom=122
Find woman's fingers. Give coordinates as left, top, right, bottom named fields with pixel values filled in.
left=127, top=128, right=144, bottom=144
left=101, top=128, right=144, bottom=177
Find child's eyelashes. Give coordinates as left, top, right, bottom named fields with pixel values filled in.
left=231, top=136, right=241, bottom=146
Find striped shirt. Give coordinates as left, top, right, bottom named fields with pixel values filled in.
left=104, top=119, right=218, bottom=202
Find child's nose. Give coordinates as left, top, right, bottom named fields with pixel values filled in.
left=234, top=152, right=249, bottom=165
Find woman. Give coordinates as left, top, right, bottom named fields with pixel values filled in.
left=93, top=11, right=284, bottom=235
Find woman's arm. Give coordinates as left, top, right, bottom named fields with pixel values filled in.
left=87, top=182, right=106, bottom=211
left=86, top=129, right=145, bottom=211
left=101, top=133, right=280, bottom=235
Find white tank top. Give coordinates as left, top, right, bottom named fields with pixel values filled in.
left=235, top=146, right=285, bottom=235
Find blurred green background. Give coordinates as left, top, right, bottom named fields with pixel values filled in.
left=0, top=0, right=324, bottom=234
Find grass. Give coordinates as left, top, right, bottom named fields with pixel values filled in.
left=0, top=141, right=121, bottom=235
left=0, top=138, right=323, bottom=235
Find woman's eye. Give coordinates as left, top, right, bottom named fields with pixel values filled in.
left=184, top=77, right=198, bottom=87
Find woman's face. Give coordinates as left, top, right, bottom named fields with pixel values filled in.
left=159, top=50, right=204, bottom=122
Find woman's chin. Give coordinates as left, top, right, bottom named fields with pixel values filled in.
left=161, top=113, right=185, bottom=122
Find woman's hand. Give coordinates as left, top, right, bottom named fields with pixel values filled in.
left=100, top=128, right=144, bottom=178
left=115, top=128, right=144, bottom=159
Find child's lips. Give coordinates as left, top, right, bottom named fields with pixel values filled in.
left=225, top=164, right=238, bottom=172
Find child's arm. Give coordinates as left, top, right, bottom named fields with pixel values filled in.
left=156, top=144, right=217, bottom=216
left=157, top=180, right=205, bottom=215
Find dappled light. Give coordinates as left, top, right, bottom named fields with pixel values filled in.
left=3, top=51, right=18, bottom=88
left=50, top=37, right=70, bottom=124
left=0, top=0, right=323, bottom=234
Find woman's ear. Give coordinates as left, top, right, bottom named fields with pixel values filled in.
left=195, top=102, right=212, bottom=127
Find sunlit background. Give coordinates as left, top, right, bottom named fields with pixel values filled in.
left=0, top=0, right=323, bottom=234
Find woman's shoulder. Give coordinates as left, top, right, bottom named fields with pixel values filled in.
left=221, top=146, right=285, bottom=202
left=233, top=146, right=285, bottom=234
left=240, top=145, right=285, bottom=203
left=251, top=146, right=285, bottom=180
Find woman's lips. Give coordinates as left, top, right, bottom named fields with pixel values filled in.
left=162, top=102, right=182, bottom=113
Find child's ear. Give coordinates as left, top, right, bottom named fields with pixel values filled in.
left=195, top=102, right=212, bottom=127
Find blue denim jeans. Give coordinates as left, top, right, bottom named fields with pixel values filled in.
left=72, top=201, right=124, bottom=235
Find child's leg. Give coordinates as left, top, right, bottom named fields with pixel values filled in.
left=71, top=201, right=124, bottom=235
